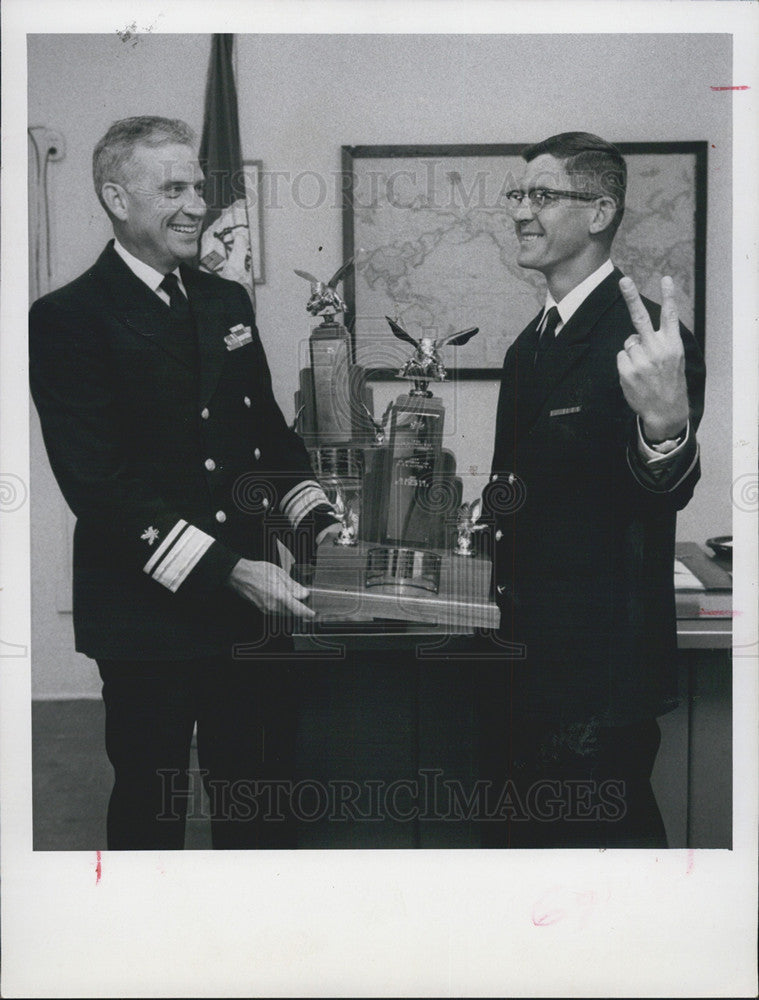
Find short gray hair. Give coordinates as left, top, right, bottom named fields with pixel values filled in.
left=92, top=116, right=196, bottom=213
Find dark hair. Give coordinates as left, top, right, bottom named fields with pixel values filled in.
left=92, top=116, right=196, bottom=214
left=522, top=132, right=626, bottom=236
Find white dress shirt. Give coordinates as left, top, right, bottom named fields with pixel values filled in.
left=538, top=259, right=615, bottom=336
left=113, top=239, right=187, bottom=304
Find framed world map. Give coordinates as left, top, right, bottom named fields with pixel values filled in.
left=341, top=142, right=707, bottom=379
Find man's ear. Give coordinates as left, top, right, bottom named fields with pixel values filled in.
left=101, top=182, right=129, bottom=222
left=588, top=196, right=617, bottom=236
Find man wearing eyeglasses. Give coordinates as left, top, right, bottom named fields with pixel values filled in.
left=479, top=132, right=705, bottom=848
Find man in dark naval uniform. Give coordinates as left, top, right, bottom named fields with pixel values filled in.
left=29, top=116, right=339, bottom=850
left=479, top=132, right=705, bottom=847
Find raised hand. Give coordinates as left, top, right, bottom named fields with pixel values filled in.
left=616, top=275, right=690, bottom=442
left=226, top=558, right=315, bottom=618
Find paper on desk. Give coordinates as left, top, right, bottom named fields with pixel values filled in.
left=674, top=558, right=706, bottom=590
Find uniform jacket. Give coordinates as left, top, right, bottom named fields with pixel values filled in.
left=30, top=242, right=334, bottom=659
left=482, top=268, right=706, bottom=727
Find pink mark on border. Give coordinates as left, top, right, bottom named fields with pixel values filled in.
left=710, top=85, right=750, bottom=91
left=532, top=906, right=564, bottom=927
left=95, top=850, right=102, bottom=884
left=686, top=849, right=695, bottom=875
left=531, top=887, right=601, bottom=927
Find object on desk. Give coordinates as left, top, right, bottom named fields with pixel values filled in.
left=454, top=497, right=487, bottom=557
left=674, top=560, right=705, bottom=591
left=674, top=542, right=734, bottom=620
left=307, top=317, right=355, bottom=444
left=309, top=445, right=365, bottom=483
left=705, top=535, right=733, bottom=561
left=295, top=255, right=376, bottom=446
left=379, top=392, right=449, bottom=548
left=675, top=542, right=733, bottom=589
left=365, top=546, right=442, bottom=594
left=309, top=540, right=500, bottom=629
left=373, top=316, right=479, bottom=550
left=358, top=398, right=391, bottom=445
left=332, top=482, right=359, bottom=547
left=309, top=445, right=376, bottom=544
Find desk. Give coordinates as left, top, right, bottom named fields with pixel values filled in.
left=300, top=540, right=732, bottom=651
left=293, top=543, right=732, bottom=848
left=674, top=541, right=733, bottom=649
left=676, top=619, right=731, bottom=649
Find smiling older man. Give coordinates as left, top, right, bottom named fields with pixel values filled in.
left=29, top=116, right=338, bottom=850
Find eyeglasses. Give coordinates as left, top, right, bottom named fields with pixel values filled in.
left=504, top=188, right=603, bottom=214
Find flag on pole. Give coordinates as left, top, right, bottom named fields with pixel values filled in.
left=198, top=34, right=256, bottom=307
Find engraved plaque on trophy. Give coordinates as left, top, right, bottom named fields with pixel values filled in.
left=380, top=392, right=445, bottom=548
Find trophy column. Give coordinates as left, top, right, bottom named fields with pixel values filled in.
left=379, top=392, right=446, bottom=548
left=308, top=317, right=355, bottom=444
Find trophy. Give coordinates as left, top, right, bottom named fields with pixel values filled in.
left=294, top=258, right=356, bottom=445
left=294, top=256, right=383, bottom=544
left=292, top=253, right=483, bottom=596
left=368, top=317, right=479, bottom=588
left=296, top=277, right=496, bottom=620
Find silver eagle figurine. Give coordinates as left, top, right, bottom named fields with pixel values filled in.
left=331, top=482, right=359, bottom=546
left=294, top=257, right=354, bottom=317
left=454, top=497, right=487, bottom=557
left=385, top=316, right=479, bottom=394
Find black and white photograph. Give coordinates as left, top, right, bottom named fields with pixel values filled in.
left=1, top=1, right=757, bottom=996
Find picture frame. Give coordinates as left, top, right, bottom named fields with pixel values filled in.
left=342, top=142, right=707, bottom=379
left=243, top=158, right=265, bottom=284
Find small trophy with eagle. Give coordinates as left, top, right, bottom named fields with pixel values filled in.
left=374, top=315, right=480, bottom=560
left=293, top=257, right=355, bottom=445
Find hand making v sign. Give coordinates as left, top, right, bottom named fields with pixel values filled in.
left=616, top=275, right=690, bottom=443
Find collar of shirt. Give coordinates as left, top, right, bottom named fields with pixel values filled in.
left=112, top=239, right=187, bottom=305
left=539, top=259, right=615, bottom=336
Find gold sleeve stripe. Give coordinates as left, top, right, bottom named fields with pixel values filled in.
left=280, top=479, right=322, bottom=511
left=152, top=528, right=214, bottom=592
left=143, top=519, right=188, bottom=573
left=143, top=522, right=214, bottom=592
left=282, top=483, right=332, bottom=529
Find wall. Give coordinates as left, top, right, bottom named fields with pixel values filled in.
left=28, top=32, right=732, bottom=697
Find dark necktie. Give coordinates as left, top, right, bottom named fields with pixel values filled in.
left=159, top=272, right=190, bottom=319
left=534, top=305, right=561, bottom=366
left=158, top=271, right=196, bottom=360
